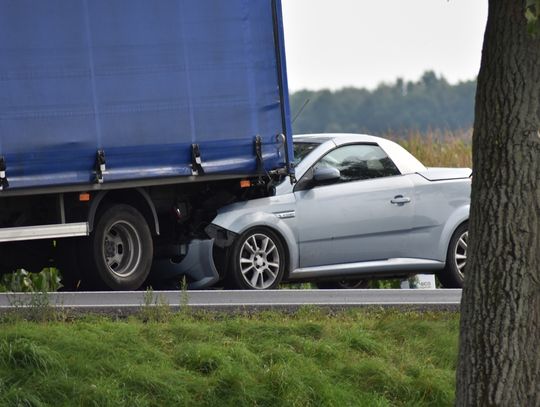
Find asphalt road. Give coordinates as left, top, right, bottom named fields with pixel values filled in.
left=0, top=289, right=462, bottom=313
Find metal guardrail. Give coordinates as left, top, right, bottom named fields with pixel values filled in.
left=0, top=289, right=462, bottom=313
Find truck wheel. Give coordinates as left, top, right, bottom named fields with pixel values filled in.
left=226, top=227, right=285, bottom=290
left=87, top=204, right=153, bottom=290
left=438, top=223, right=468, bottom=288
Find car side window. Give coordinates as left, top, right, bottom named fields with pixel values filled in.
left=314, top=144, right=401, bottom=183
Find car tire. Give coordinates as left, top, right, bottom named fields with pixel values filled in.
left=316, top=279, right=369, bottom=289
left=438, top=222, right=468, bottom=288
left=226, top=227, right=286, bottom=290
left=81, top=204, right=153, bottom=291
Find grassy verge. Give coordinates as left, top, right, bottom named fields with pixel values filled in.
left=0, top=309, right=458, bottom=406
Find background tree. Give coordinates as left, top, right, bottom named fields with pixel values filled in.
left=289, top=72, right=476, bottom=136
left=456, top=1, right=540, bottom=405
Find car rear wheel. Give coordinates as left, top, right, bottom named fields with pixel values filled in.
left=226, top=227, right=285, bottom=290
left=438, top=223, right=468, bottom=288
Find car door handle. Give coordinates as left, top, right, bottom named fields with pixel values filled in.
left=391, top=195, right=411, bottom=205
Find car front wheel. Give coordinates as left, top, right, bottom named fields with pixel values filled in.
left=438, top=223, right=468, bottom=288
left=226, top=227, right=286, bottom=290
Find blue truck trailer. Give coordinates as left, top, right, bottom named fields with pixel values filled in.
left=0, top=0, right=293, bottom=290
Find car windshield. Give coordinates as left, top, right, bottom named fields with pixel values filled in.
left=293, top=142, right=320, bottom=165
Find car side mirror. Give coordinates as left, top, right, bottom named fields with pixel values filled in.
left=313, top=167, right=341, bottom=183
left=294, top=167, right=341, bottom=192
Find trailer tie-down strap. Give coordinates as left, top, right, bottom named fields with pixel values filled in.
left=0, top=156, right=8, bottom=190
left=95, top=149, right=106, bottom=184
left=191, top=144, right=204, bottom=176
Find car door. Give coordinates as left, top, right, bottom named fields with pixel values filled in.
left=294, top=143, right=415, bottom=268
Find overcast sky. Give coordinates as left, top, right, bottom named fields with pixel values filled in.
left=281, top=0, right=488, bottom=91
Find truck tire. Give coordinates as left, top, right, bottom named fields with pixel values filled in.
left=438, top=222, right=468, bottom=288
left=85, top=204, right=153, bottom=291
left=226, top=227, right=285, bottom=290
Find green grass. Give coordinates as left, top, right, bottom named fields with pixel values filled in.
left=0, top=309, right=459, bottom=406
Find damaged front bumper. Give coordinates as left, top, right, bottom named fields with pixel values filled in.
left=150, top=224, right=239, bottom=290
left=205, top=223, right=238, bottom=248
left=150, top=239, right=220, bottom=290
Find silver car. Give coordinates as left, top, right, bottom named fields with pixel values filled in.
left=205, top=133, right=471, bottom=290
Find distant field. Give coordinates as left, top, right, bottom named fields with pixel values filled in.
left=0, top=309, right=458, bottom=406
left=392, top=130, right=472, bottom=168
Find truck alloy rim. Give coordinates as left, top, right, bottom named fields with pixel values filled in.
left=454, top=231, right=468, bottom=277
left=102, top=221, right=142, bottom=278
left=239, top=233, right=280, bottom=289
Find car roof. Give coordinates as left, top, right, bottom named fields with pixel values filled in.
left=291, top=133, right=427, bottom=175
left=293, top=133, right=381, bottom=144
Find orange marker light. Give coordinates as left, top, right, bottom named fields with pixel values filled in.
left=240, top=180, right=251, bottom=188
left=79, top=192, right=91, bottom=202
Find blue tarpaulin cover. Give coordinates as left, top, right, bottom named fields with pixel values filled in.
left=0, top=0, right=292, bottom=190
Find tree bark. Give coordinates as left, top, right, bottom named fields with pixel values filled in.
left=456, top=1, right=540, bottom=406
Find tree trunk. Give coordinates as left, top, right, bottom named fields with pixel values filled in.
left=456, top=1, right=540, bottom=406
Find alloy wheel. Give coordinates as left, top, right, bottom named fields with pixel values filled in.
left=239, top=233, right=281, bottom=289
left=454, top=231, right=468, bottom=278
